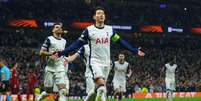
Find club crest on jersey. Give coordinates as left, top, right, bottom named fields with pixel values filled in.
left=96, top=37, right=109, bottom=44
left=107, top=32, right=110, bottom=36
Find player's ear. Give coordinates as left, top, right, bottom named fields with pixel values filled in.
left=93, top=15, right=96, bottom=20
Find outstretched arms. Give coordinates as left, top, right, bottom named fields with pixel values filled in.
left=111, top=33, right=145, bottom=56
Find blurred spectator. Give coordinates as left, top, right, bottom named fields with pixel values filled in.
left=10, top=63, right=21, bottom=101
left=27, top=69, right=38, bottom=101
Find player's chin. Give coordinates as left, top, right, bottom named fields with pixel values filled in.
left=58, top=31, right=63, bottom=34
left=99, top=19, right=105, bottom=22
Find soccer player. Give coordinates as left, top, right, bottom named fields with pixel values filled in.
left=27, top=69, right=38, bottom=101
left=55, top=7, right=145, bottom=101
left=10, top=63, right=21, bottom=101
left=165, top=56, right=177, bottom=101
left=66, top=45, right=102, bottom=101
left=38, top=23, right=68, bottom=101
left=112, top=53, right=132, bottom=101
left=67, top=45, right=96, bottom=95
left=0, top=58, right=11, bottom=101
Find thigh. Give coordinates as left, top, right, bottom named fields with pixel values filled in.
left=86, top=77, right=95, bottom=94
left=65, top=76, right=69, bottom=90
left=102, top=66, right=111, bottom=81
left=165, top=78, right=171, bottom=90
left=54, top=72, right=66, bottom=85
left=54, top=71, right=69, bottom=92
left=170, top=80, right=176, bottom=91
left=90, top=65, right=104, bottom=79
left=120, top=82, right=127, bottom=92
left=44, top=71, right=54, bottom=88
left=113, top=80, right=121, bottom=91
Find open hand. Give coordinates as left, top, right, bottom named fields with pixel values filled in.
left=138, top=47, right=145, bottom=56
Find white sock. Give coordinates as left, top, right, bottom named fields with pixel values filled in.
left=95, top=86, right=106, bottom=101
left=101, top=93, right=106, bottom=101
left=37, top=91, right=48, bottom=101
left=170, top=91, right=173, bottom=101
left=59, top=89, right=66, bottom=101
left=41, top=91, right=48, bottom=96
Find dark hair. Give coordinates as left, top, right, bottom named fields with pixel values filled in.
left=119, top=51, right=126, bottom=56
left=93, top=6, right=105, bottom=15
left=53, top=22, right=62, bottom=28
left=120, top=50, right=127, bottom=55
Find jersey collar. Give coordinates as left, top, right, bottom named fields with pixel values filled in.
left=53, top=35, right=62, bottom=40
left=94, top=24, right=105, bottom=29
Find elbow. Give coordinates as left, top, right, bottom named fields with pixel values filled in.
left=39, top=50, right=44, bottom=56
left=39, top=51, right=42, bottom=56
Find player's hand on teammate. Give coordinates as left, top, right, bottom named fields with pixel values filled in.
left=138, top=47, right=145, bottom=56
left=63, top=57, right=69, bottom=67
left=49, top=51, right=59, bottom=60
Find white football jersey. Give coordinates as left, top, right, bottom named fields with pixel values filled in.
left=79, top=25, right=114, bottom=67
left=77, top=45, right=93, bottom=77
left=41, top=36, right=67, bottom=72
left=112, top=61, right=129, bottom=83
left=165, top=63, right=177, bottom=80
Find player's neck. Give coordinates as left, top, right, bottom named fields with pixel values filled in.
left=169, top=62, right=174, bottom=66
left=53, top=33, right=62, bottom=40
left=95, top=22, right=104, bottom=29
left=119, top=60, right=124, bottom=64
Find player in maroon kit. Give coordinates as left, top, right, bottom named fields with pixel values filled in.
left=27, top=69, right=38, bottom=101
left=10, top=63, right=21, bottom=101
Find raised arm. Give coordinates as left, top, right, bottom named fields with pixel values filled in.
left=111, top=31, right=145, bottom=56
left=58, top=29, right=89, bottom=56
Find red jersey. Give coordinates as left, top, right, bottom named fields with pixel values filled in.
left=27, top=72, right=38, bottom=94
left=27, top=72, right=38, bottom=88
left=10, top=68, right=18, bottom=85
left=10, top=68, right=19, bottom=94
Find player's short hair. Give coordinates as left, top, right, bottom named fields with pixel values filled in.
left=53, top=22, right=62, bottom=28
left=93, top=6, right=105, bottom=15
left=119, top=51, right=126, bottom=56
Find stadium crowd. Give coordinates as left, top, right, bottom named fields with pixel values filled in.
left=1, top=0, right=201, bottom=26
left=0, top=28, right=201, bottom=96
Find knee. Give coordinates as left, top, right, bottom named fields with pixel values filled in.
left=57, top=84, right=66, bottom=89
left=94, top=77, right=105, bottom=85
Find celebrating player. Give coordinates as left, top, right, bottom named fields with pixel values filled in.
left=55, top=7, right=145, bottom=101
left=67, top=45, right=96, bottom=95
left=112, top=52, right=132, bottom=101
left=164, top=56, right=177, bottom=101
left=66, top=45, right=111, bottom=101
left=38, top=23, right=68, bottom=101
